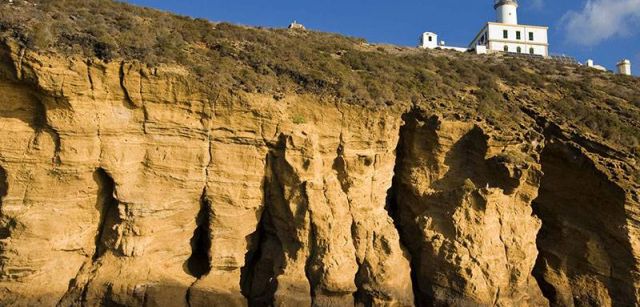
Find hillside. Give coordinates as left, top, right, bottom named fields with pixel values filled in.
left=0, top=0, right=639, bottom=306
left=2, top=0, right=639, bottom=154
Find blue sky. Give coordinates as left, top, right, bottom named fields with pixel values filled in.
left=124, top=0, right=640, bottom=75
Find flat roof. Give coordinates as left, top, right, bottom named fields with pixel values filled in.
left=487, top=22, right=549, bottom=29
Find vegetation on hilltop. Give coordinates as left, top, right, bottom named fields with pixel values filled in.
left=0, top=0, right=639, bottom=155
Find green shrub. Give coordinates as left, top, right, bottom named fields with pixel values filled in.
left=292, top=115, right=306, bottom=125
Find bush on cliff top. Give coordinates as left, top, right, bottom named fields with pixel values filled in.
left=0, top=0, right=639, bottom=153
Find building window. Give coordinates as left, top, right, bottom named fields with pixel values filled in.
left=503, top=30, right=508, bottom=39
left=529, top=48, right=534, bottom=54
left=516, top=31, right=521, bottom=40
left=504, top=45, right=509, bottom=52
left=517, top=46, right=522, bottom=53
left=428, top=36, right=432, bottom=42
left=529, top=32, right=534, bottom=41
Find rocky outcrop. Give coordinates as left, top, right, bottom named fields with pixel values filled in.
left=388, top=112, right=546, bottom=306
left=0, top=40, right=639, bottom=307
left=0, top=42, right=415, bottom=306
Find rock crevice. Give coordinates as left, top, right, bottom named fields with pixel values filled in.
left=0, top=165, right=7, bottom=240
left=186, top=189, right=213, bottom=278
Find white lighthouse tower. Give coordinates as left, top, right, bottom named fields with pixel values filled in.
left=495, top=0, right=518, bottom=25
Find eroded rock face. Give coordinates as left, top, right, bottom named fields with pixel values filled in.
left=244, top=112, right=413, bottom=306
left=0, top=44, right=639, bottom=307
left=389, top=113, right=547, bottom=306
left=532, top=139, right=640, bottom=306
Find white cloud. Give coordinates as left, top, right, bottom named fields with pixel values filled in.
left=529, top=0, right=545, bottom=10
left=562, top=0, right=640, bottom=46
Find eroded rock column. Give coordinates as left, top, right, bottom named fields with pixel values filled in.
left=188, top=94, right=274, bottom=306
left=242, top=103, right=414, bottom=306
left=390, top=113, right=547, bottom=306
left=0, top=76, right=91, bottom=306
left=0, top=48, right=212, bottom=306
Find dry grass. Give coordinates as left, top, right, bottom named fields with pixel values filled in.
left=1, top=0, right=639, bottom=153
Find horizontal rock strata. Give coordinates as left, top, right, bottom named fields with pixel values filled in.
left=0, top=42, right=639, bottom=307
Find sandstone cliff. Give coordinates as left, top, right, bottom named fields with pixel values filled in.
left=1, top=1, right=640, bottom=306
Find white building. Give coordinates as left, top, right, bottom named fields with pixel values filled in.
left=617, top=59, right=632, bottom=76
left=419, top=32, right=468, bottom=52
left=468, top=0, right=549, bottom=56
left=586, top=59, right=607, bottom=72
left=420, top=32, right=438, bottom=49
left=288, top=21, right=306, bottom=30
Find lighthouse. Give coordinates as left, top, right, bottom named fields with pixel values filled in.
left=468, top=0, right=549, bottom=56
left=495, top=0, right=518, bottom=24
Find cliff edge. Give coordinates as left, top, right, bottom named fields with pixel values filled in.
left=0, top=1, right=639, bottom=306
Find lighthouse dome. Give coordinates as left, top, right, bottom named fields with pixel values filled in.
left=494, top=0, right=518, bottom=9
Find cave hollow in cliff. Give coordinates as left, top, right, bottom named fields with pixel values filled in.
left=532, top=140, right=637, bottom=306
left=0, top=165, right=7, bottom=240
left=186, top=190, right=212, bottom=278
left=93, top=168, right=120, bottom=260
left=0, top=165, right=6, bottom=202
